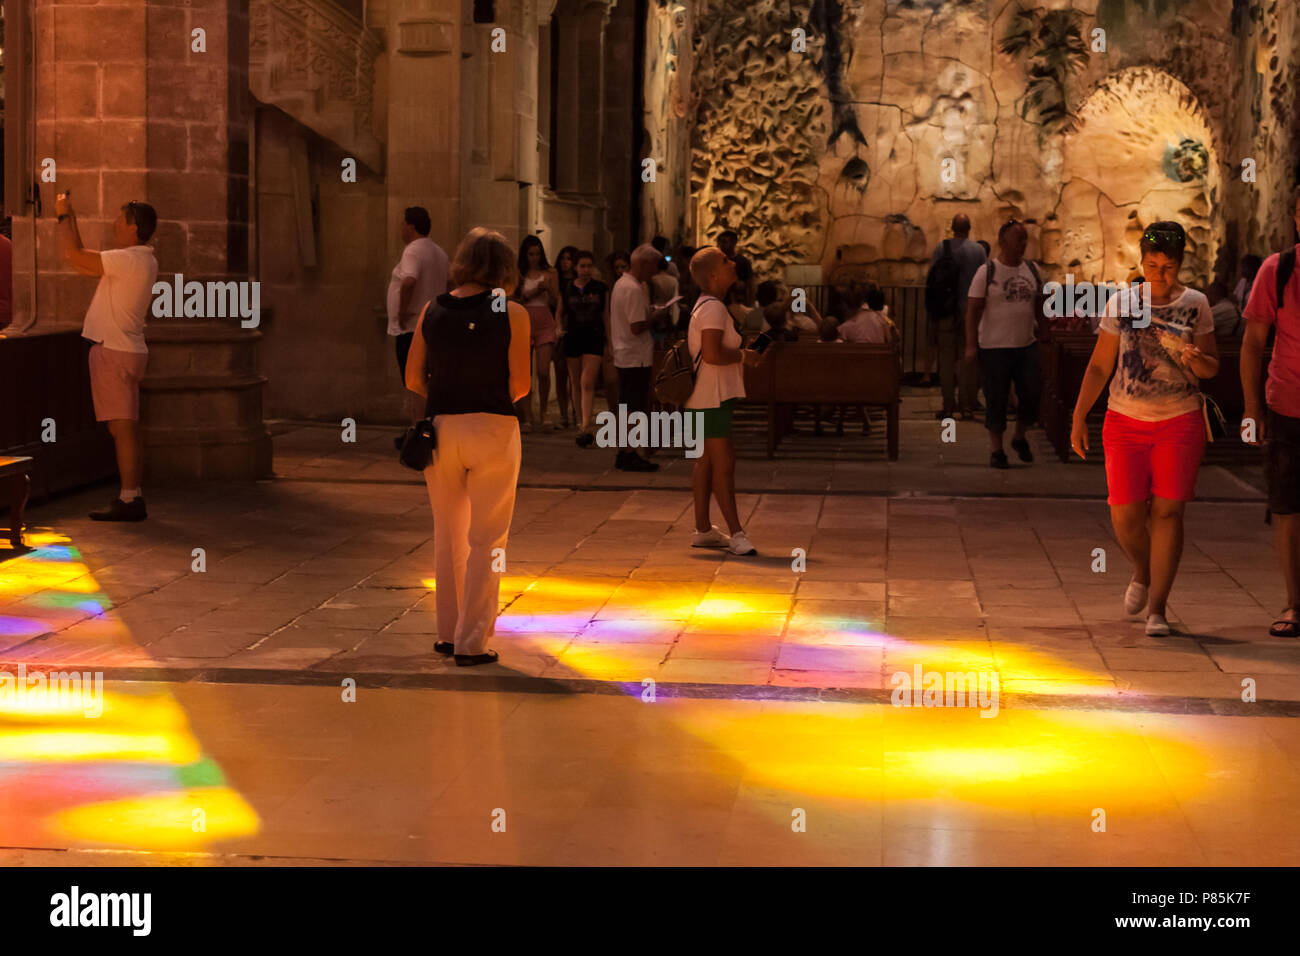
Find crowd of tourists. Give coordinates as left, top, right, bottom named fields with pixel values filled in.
left=56, top=184, right=1300, bottom=664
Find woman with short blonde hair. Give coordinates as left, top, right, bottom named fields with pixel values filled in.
left=406, top=227, right=533, bottom=665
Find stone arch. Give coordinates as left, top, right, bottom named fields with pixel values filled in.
left=1055, top=67, right=1221, bottom=285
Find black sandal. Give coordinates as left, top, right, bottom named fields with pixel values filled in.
left=1268, top=609, right=1300, bottom=638
left=434, top=641, right=455, bottom=655
left=455, top=650, right=500, bottom=667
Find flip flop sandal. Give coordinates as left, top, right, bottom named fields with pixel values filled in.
left=455, top=650, right=500, bottom=667
left=434, top=642, right=455, bottom=655
left=1268, top=613, right=1300, bottom=638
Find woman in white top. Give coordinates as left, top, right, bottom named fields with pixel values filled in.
left=511, top=236, right=561, bottom=431
left=1070, top=221, right=1219, bottom=636
left=685, top=247, right=763, bottom=555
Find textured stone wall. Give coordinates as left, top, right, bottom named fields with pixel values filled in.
left=679, top=0, right=1300, bottom=286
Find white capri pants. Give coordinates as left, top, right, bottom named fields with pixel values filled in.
left=424, top=413, right=522, bottom=655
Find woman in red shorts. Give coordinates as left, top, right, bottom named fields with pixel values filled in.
left=1070, top=221, right=1219, bottom=635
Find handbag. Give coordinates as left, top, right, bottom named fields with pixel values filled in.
left=398, top=418, right=436, bottom=470
left=1200, top=393, right=1228, bottom=442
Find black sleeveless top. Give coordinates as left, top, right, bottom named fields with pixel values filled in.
left=422, top=290, right=515, bottom=418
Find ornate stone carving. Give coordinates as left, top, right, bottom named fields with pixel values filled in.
left=689, top=0, right=829, bottom=277
left=250, top=0, right=385, bottom=171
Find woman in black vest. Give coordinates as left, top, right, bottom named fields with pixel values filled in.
left=405, top=228, right=532, bottom=666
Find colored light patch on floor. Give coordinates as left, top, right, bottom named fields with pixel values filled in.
left=0, top=530, right=260, bottom=851
left=671, top=702, right=1210, bottom=815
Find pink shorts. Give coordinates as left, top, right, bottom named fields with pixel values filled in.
left=88, top=343, right=149, bottom=421
left=525, top=305, right=557, bottom=347
left=1102, top=409, right=1205, bottom=506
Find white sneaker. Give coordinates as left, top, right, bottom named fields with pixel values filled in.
left=691, top=526, right=729, bottom=549
left=1124, top=579, right=1149, bottom=615
left=727, top=530, right=757, bottom=556
left=1145, top=613, right=1170, bottom=636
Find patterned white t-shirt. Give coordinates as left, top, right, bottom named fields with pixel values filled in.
left=1100, top=286, right=1214, bottom=422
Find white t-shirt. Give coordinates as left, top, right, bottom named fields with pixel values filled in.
left=839, top=308, right=892, bottom=343
left=687, top=295, right=746, bottom=408
left=386, top=237, right=449, bottom=336
left=967, top=258, right=1040, bottom=348
left=1100, top=286, right=1214, bottom=422
left=82, top=245, right=158, bottom=354
left=610, top=273, right=653, bottom=368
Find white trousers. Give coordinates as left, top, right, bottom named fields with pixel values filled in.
left=424, top=413, right=521, bottom=655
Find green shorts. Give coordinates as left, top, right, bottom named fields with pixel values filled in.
left=697, top=398, right=737, bottom=439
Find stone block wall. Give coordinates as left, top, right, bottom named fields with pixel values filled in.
left=12, top=0, right=270, bottom=480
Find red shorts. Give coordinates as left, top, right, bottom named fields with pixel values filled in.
left=88, top=343, right=149, bottom=421
left=1102, top=408, right=1205, bottom=506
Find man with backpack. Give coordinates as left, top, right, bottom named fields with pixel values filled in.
left=964, top=219, right=1048, bottom=469
left=925, top=214, right=987, bottom=419
left=1241, top=184, right=1300, bottom=638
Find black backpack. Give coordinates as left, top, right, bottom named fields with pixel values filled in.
left=1277, top=247, right=1297, bottom=308
left=925, top=240, right=963, bottom=318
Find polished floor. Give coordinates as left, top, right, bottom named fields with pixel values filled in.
left=0, top=410, right=1296, bottom=865
left=2, top=678, right=1297, bottom=865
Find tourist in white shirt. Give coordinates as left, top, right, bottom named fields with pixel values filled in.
left=964, top=219, right=1047, bottom=469
left=56, top=193, right=158, bottom=522
left=386, top=206, right=449, bottom=430
left=609, top=244, right=667, bottom=472
left=685, top=246, right=763, bottom=555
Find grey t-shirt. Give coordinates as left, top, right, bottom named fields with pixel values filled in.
left=930, top=237, right=988, bottom=313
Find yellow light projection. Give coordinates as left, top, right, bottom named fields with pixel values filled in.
left=0, top=532, right=259, bottom=851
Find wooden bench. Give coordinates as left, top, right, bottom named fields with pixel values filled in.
left=742, top=341, right=902, bottom=459
left=1040, top=332, right=1272, bottom=462
left=0, top=456, right=33, bottom=549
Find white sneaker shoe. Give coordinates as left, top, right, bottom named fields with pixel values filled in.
left=1145, top=613, right=1170, bottom=636
left=1124, top=579, right=1149, bottom=615
left=727, top=530, right=757, bottom=556
left=691, top=526, right=730, bottom=549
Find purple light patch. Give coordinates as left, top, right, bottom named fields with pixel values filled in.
left=0, top=616, right=53, bottom=638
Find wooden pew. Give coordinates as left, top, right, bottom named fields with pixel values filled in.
left=0, top=456, right=33, bottom=549
left=742, top=341, right=902, bottom=459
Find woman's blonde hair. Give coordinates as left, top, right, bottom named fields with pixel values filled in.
left=450, top=227, right=518, bottom=291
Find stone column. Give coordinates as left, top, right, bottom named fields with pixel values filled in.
left=21, top=0, right=271, bottom=480
left=600, top=0, right=638, bottom=255
left=553, top=11, right=582, bottom=192
left=142, top=1, right=272, bottom=480
left=387, top=0, right=462, bottom=256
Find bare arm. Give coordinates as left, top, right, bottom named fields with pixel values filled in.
left=57, top=213, right=104, bottom=277
left=405, top=304, right=431, bottom=397
left=1069, top=330, right=1120, bottom=458
left=964, top=297, right=986, bottom=354
left=1241, top=320, right=1269, bottom=441
left=398, top=275, right=417, bottom=320
left=508, top=302, right=532, bottom=402
left=700, top=327, right=742, bottom=365
left=1181, top=331, right=1220, bottom=380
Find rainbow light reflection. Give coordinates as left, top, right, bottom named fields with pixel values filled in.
left=0, top=532, right=259, bottom=851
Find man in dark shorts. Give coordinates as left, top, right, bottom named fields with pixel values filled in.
left=1242, top=184, right=1300, bottom=637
